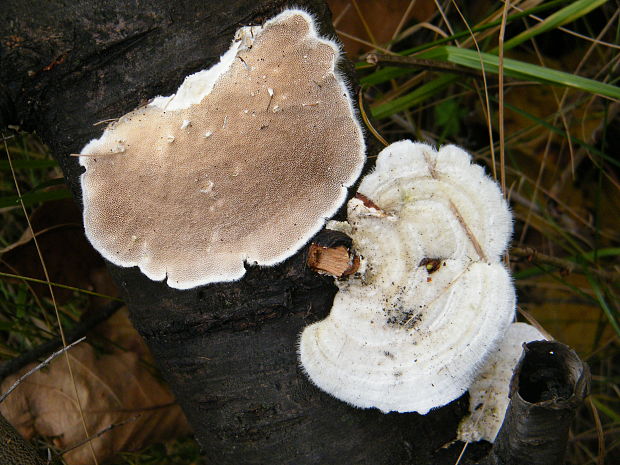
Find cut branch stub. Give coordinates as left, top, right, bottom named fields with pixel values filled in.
left=307, top=243, right=360, bottom=277
left=78, top=9, right=365, bottom=290
left=487, top=340, right=590, bottom=465
left=307, top=229, right=359, bottom=278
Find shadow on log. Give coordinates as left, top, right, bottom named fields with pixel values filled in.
left=0, top=1, right=591, bottom=464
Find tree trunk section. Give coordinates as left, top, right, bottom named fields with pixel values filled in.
left=486, top=341, right=590, bottom=465
left=0, top=1, right=588, bottom=464
left=0, top=412, right=59, bottom=465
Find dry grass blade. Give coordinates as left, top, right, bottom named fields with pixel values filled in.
left=390, top=0, right=418, bottom=43
left=453, top=442, right=468, bottom=465
left=449, top=200, right=488, bottom=262
left=351, top=0, right=378, bottom=47
left=2, top=134, right=99, bottom=465
left=449, top=0, right=497, bottom=180
left=586, top=397, right=606, bottom=465
left=0, top=270, right=122, bottom=301
left=335, top=29, right=395, bottom=55
left=498, top=0, right=509, bottom=196
left=358, top=89, right=389, bottom=147
left=517, top=306, right=554, bottom=340
left=510, top=247, right=619, bottom=281
left=518, top=9, right=619, bottom=244
left=397, top=21, right=450, bottom=41
left=0, top=301, right=124, bottom=380
left=433, top=0, right=457, bottom=39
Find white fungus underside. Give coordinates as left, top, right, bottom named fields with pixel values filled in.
left=299, top=141, right=516, bottom=413
left=458, top=322, right=547, bottom=443
left=79, top=10, right=365, bottom=289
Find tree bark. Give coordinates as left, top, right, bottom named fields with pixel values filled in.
left=0, top=412, right=60, bottom=465
left=0, top=1, right=589, bottom=464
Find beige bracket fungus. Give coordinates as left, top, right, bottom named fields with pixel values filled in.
left=79, top=10, right=365, bottom=289
left=299, top=140, right=515, bottom=414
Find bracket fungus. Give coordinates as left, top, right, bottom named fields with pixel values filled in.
left=299, top=140, right=515, bottom=413
left=78, top=10, right=365, bottom=289
left=457, top=322, right=547, bottom=443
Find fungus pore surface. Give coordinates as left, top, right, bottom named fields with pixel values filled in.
left=79, top=10, right=365, bottom=289
left=299, top=140, right=515, bottom=414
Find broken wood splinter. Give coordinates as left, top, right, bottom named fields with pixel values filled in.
left=307, top=243, right=359, bottom=278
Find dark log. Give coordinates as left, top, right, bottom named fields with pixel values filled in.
left=0, top=412, right=60, bottom=465
left=0, top=2, right=589, bottom=464
left=485, top=341, right=590, bottom=465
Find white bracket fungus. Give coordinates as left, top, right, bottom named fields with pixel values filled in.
left=457, top=322, right=547, bottom=443
left=299, top=140, right=515, bottom=414
left=78, top=10, right=365, bottom=289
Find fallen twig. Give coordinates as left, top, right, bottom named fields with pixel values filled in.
left=366, top=52, right=486, bottom=79
left=0, top=336, right=86, bottom=403
left=510, top=246, right=619, bottom=281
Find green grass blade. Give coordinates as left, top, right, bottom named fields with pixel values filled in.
left=0, top=159, right=58, bottom=170
left=493, top=97, right=619, bottom=168
left=0, top=271, right=123, bottom=301
left=591, top=397, right=620, bottom=424
left=417, top=46, right=620, bottom=99
left=371, top=74, right=456, bottom=119
left=580, top=248, right=620, bottom=260
left=0, top=188, right=72, bottom=208
left=499, top=0, right=608, bottom=52
left=359, top=67, right=412, bottom=86
left=367, top=44, right=619, bottom=121
left=358, top=0, right=573, bottom=87
left=513, top=248, right=620, bottom=280
left=586, top=274, right=620, bottom=338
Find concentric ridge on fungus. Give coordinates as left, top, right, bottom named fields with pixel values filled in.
left=299, top=140, right=516, bottom=414
left=79, top=9, right=365, bottom=289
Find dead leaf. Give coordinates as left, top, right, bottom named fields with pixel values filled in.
left=0, top=199, right=109, bottom=304
left=0, top=309, right=191, bottom=465
left=517, top=274, right=616, bottom=355
left=327, top=0, right=436, bottom=58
